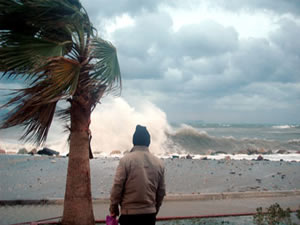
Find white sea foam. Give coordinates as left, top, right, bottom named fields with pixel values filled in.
left=288, top=139, right=300, bottom=144
left=0, top=97, right=171, bottom=155
left=158, top=153, right=300, bottom=162
left=272, top=125, right=295, bottom=129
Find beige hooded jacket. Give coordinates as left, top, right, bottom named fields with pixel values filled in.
left=110, top=146, right=166, bottom=216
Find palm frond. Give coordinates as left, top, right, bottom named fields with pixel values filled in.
left=0, top=34, right=65, bottom=76
left=90, top=37, right=121, bottom=93
left=0, top=0, right=122, bottom=145
left=0, top=57, right=80, bottom=144
left=0, top=88, right=57, bottom=144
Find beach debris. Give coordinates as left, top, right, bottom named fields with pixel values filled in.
left=110, top=150, right=121, bottom=155
left=256, top=178, right=262, bottom=184
left=256, top=155, right=264, bottom=161
left=51, top=160, right=56, bottom=163
left=172, top=155, right=179, bottom=159
left=18, top=148, right=28, bottom=154
left=37, top=147, right=59, bottom=156
left=186, top=154, right=193, bottom=159
left=0, top=149, right=6, bottom=154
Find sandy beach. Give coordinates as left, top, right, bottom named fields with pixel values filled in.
left=1, top=154, right=300, bottom=200
left=1, top=154, right=300, bottom=224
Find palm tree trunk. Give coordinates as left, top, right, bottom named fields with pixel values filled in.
left=62, top=96, right=95, bottom=225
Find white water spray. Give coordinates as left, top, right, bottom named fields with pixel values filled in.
left=90, top=97, right=171, bottom=155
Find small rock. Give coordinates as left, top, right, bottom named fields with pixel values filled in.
left=280, top=159, right=284, bottom=162
left=256, top=155, right=264, bottom=161
left=247, top=148, right=258, bottom=155
left=281, top=175, right=286, bottom=179
left=206, top=150, right=215, bottom=155
left=201, top=157, right=208, bottom=160
left=51, top=160, right=56, bottom=163
left=18, top=148, right=28, bottom=154
left=256, top=179, right=262, bottom=183
left=230, top=171, right=236, bottom=175
left=186, top=154, right=193, bottom=159
left=215, top=151, right=227, bottom=155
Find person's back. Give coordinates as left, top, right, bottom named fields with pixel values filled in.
left=109, top=125, right=166, bottom=225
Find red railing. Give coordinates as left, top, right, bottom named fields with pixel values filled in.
left=10, top=212, right=259, bottom=225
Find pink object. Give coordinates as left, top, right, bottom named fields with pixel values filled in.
left=106, top=215, right=118, bottom=225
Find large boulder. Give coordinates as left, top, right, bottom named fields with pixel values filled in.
left=257, top=148, right=267, bottom=154
left=0, top=149, right=6, bottom=154
left=37, top=147, right=59, bottom=156
left=28, top=148, right=37, bottom=155
left=276, top=149, right=287, bottom=154
left=18, top=148, right=28, bottom=154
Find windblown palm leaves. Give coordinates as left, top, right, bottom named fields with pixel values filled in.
left=0, top=0, right=121, bottom=144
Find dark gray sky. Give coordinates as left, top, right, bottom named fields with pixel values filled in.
left=2, top=0, right=300, bottom=124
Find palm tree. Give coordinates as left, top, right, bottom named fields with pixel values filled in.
left=0, top=1, right=121, bottom=224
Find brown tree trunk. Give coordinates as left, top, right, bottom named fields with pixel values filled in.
left=62, top=96, right=95, bottom=225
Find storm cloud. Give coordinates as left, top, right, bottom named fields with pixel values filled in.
left=1, top=0, right=299, bottom=124
left=80, top=0, right=300, bottom=123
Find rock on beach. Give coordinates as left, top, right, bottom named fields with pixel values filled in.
left=18, top=148, right=28, bottom=154
left=37, top=147, right=59, bottom=156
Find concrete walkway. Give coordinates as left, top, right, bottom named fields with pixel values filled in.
left=1, top=190, right=300, bottom=224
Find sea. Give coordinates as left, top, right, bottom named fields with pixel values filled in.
left=0, top=97, right=299, bottom=161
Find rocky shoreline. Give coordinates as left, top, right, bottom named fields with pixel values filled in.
left=1, top=154, right=300, bottom=201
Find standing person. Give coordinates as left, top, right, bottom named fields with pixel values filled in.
left=109, top=125, right=166, bottom=225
